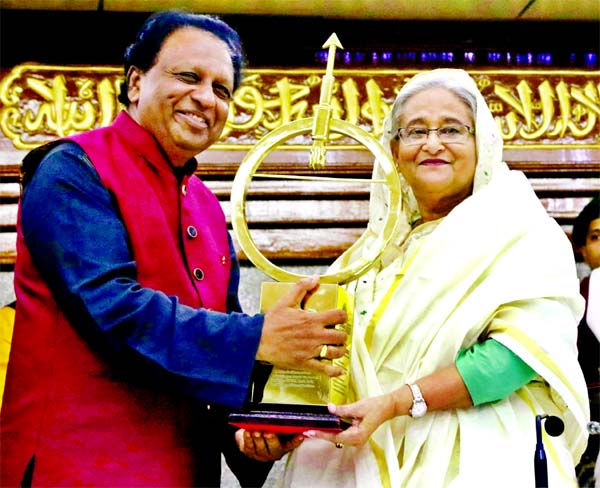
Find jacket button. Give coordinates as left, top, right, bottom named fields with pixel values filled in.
left=187, top=225, right=198, bottom=238
left=181, top=184, right=187, bottom=196
left=193, top=268, right=204, bottom=281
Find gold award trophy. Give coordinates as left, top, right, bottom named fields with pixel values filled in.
left=229, top=34, right=401, bottom=433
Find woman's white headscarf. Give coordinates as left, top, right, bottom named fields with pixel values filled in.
left=339, top=69, right=506, bottom=269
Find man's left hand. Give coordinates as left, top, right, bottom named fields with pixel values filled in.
left=235, top=429, right=304, bottom=461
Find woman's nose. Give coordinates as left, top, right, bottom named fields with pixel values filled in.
left=422, top=131, right=444, bottom=152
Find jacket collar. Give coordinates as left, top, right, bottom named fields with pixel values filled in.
left=113, top=111, right=198, bottom=177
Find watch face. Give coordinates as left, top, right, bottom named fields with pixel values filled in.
left=411, top=400, right=427, bottom=418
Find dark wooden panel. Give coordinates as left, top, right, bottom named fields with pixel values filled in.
left=0, top=145, right=597, bottom=267
left=208, top=179, right=373, bottom=198
left=232, top=228, right=366, bottom=261
left=223, top=200, right=369, bottom=225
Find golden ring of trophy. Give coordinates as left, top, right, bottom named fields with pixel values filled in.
left=230, top=116, right=402, bottom=284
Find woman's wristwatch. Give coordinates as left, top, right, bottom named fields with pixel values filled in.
left=408, top=383, right=428, bottom=418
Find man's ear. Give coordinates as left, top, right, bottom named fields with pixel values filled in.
left=126, top=66, right=141, bottom=103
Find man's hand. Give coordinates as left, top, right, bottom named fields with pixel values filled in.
left=257, top=276, right=348, bottom=377
left=235, top=429, right=304, bottom=462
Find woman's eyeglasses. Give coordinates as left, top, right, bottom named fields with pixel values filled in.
left=396, top=124, right=475, bottom=145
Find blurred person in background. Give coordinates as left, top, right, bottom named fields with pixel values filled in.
left=572, top=194, right=600, bottom=488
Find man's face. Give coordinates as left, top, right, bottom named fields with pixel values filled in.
left=581, top=217, right=600, bottom=270
left=126, top=27, right=234, bottom=167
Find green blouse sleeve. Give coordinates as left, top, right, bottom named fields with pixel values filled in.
left=456, top=338, right=537, bottom=406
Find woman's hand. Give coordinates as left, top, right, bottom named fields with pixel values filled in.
left=304, top=366, right=473, bottom=448
left=305, top=394, right=398, bottom=448
left=235, top=429, right=305, bottom=462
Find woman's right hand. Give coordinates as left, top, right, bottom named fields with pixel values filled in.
left=305, top=394, right=399, bottom=448
left=306, top=365, right=473, bottom=448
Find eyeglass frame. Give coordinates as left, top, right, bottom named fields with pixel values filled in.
left=394, top=124, right=475, bottom=145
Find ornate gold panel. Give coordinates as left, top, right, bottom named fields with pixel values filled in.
left=1, top=64, right=598, bottom=150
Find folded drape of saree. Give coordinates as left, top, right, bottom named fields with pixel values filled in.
left=281, top=165, right=588, bottom=488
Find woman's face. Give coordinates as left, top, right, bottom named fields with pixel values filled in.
left=391, top=87, right=477, bottom=217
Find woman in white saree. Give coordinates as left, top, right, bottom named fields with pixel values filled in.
left=239, top=69, right=590, bottom=487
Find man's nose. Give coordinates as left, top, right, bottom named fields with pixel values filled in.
left=191, top=82, right=216, bottom=108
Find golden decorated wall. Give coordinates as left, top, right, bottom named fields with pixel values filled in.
left=1, top=65, right=598, bottom=150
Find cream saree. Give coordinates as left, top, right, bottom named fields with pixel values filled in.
left=281, top=69, right=589, bottom=487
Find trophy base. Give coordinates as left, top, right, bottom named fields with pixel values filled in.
left=228, top=403, right=351, bottom=434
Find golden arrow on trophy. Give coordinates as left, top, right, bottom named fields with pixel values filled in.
left=309, top=33, right=342, bottom=170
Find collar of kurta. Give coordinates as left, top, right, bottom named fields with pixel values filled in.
left=114, top=111, right=198, bottom=178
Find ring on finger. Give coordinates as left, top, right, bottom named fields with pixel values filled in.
left=319, top=344, right=328, bottom=359
left=335, top=442, right=343, bottom=449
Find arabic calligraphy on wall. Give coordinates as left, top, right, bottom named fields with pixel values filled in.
left=0, top=64, right=598, bottom=149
